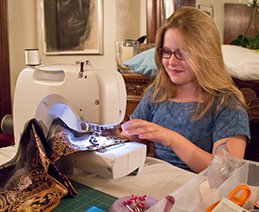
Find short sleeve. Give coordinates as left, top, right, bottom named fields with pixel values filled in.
left=212, top=105, right=250, bottom=143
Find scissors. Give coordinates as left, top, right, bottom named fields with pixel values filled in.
left=206, top=184, right=251, bottom=212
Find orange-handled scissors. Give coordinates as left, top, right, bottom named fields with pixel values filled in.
left=206, top=184, right=251, bottom=212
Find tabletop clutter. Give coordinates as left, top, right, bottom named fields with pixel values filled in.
left=145, top=143, right=259, bottom=212
left=108, top=159, right=259, bottom=212
left=107, top=142, right=259, bottom=212
left=73, top=143, right=259, bottom=212
left=107, top=143, right=259, bottom=212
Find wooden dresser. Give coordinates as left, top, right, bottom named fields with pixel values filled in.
left=121, top=72, right=259, bottom=162
left=232, top=78, right=259, bottom=162
left=121, top=72, right=152, bottom=122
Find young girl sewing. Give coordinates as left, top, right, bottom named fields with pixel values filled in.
left=120, top=7, right=250, bottom=173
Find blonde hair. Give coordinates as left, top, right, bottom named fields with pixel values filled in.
left=150, top=6, right=247, bottom=120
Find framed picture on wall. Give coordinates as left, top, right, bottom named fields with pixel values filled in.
left=42, top=0, right=103, bottom=55
left=198, top=4, right=214, bottom=18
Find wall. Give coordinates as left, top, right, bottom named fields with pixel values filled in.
left=8, top=0, right=38, bottom=102
left=8, top=0, right=146, bottom=101
left=196, top=0, right=247, bottom=43
left=116, top=1, right=140, bottom=41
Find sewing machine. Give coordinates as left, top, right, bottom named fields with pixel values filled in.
left=0, top=61, right=146, bottom=179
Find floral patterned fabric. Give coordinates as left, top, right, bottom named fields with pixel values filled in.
left=0, top=119, right=75, bottom=211
left=45, top=118, right=126, bottom=163
left=0, top=118, right=125, bottom=211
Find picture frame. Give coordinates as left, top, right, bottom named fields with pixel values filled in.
left=42, top=0, right=103, bottom=55
left=198, top=4, right=214, bottom=18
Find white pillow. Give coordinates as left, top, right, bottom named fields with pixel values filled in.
left=123, top=45, right=259, bottom=81
left=222, top=45, right=259, bottom=81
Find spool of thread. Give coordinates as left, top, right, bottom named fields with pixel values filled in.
left=25, top=48, right=40, bottom=66
left=1, top=114, right=13, bottom=135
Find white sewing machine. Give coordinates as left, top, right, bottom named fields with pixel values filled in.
left=0, top=61, right=146, bottom=179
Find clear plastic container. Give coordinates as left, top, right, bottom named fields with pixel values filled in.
left=147, top=160, right=259, bottom=212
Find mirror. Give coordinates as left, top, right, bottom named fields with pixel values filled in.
left=117, top=0, right=256, bottom=45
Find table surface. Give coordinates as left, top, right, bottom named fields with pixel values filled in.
left=53, top=181, right=117, bottom=212
left=53, top=157, right=195, bottom=211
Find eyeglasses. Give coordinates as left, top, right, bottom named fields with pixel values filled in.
left=158, top=48, right=187, bottom=60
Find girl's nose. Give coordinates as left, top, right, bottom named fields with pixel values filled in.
left=168, top=54, right=179, bottom=64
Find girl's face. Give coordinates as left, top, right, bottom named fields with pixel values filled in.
left=162, top=28, right=196, bottom=88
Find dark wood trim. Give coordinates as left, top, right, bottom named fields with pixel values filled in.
left=0, top=0, right=12, bottom=132
left=121, top=72, right=151, bottom=122
left=146, top=0, right=158, bottom=44
left=224, top=3, right=259, bottom=44
left=146, top=0, right=167, bottom=44
left=146, top=0, right=196, bottom=44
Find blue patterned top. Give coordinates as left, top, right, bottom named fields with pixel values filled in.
left=130, top=89, right=251, bottom=171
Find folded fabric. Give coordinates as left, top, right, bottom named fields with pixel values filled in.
left=0, top=119, right=75, bottom=211
left=0, top=117, right=127, bottom=211
left=123, top=48, right=157, bottom=77
left=222, top=45, right=259, bottom=81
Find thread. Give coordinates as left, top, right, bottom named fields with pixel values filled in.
left=25, top=48, right=40, bottom=66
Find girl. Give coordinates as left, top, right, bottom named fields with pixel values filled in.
left=121, top=7, right=250, bottom=173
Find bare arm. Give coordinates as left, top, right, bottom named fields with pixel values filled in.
left=121, top=119, right=247, bottom=173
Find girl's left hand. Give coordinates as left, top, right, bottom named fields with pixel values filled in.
left=121, top=119, right=173, bottom=146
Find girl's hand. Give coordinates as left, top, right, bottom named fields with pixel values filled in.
left=121, top=119, right=173, bottom=147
